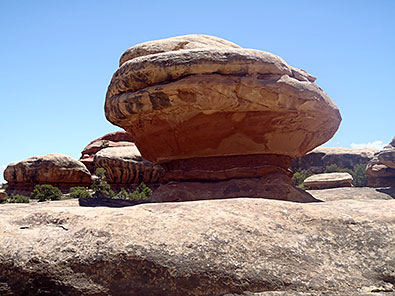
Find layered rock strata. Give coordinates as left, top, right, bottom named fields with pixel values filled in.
left=4, top=153, right=91, bottom=194
left=105, top=34, right=342, bottom=202
left=366, top=137, right=395, bottom=187
left=292, top=147, right=377, bottom=174
left=80, top=131, right=134, bottom=173
left=93, top=146, right=164, bottom=189
left=303, top=172, right=353, bottom=190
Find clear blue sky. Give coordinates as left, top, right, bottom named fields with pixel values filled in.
left=1, top=0, right=394, bottom=183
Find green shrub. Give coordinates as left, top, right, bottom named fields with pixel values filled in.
left=127, top=183, right=152, bottom=200
left=7, top=194, right=30, bottom=203
left=350, top=164, right=368, bottom=187
left=1, top=183, right=8, bottom=190
left=69, top=187, right=91, bottom=199
left=31, top=184, right=62, bottom=202
left=292, top=170, right=313, bottom=189
left=114, top=188, right=129, bottom=199
left=91, top=168, right=115, bottom=198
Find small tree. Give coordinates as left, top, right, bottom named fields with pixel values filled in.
left=7, top=194, right=30, bottom=203
left=127, top=183, right=152, bottom=200
left=292, top=170, right=312, bottom=189
left=91, top=168, right=114, bottom=198
left=31, top=184, right=62, bottom=202
left=115, top=188, right=129, bottom=200
left=69, top=187, right=91, bottom=199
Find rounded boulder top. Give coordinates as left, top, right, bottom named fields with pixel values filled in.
left=105, top=34, right=341, bottom=164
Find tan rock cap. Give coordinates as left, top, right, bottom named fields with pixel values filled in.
left=105, top=34, right=341, bottom=163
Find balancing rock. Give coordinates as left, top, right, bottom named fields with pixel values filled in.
left=105, top=35, right=342, bottom=202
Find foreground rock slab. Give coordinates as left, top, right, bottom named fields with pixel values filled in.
left=0, top=190, right=394, bottom=295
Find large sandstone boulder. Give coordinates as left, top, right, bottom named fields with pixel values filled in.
left=291, top=147, right=377, bottom=174
left=4, top=153, right=91, bottom=194
left=94, top=146, right=163, bottom=188
left=366, top=137, right=395, bottom=187
left=105, top=34, right=341, bottom=202
left=303, top=172, right=353, bottom=189
left=80, top=131, right=134, bottom=173
left=0, top=190, right=394, bottom=295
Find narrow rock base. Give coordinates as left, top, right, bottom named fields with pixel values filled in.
left=152, top=173, right=319, bottom=203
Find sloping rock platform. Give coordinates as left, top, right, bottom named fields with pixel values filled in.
left=0, top=188, right=394, bottom=295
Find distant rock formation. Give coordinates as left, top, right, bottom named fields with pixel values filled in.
left=291, top=147, right=377, bottom=174
left=80, top=131, right=134, bottom=174
left=1, top=190, right=394, bottom=295
left=93, top=146, right=164, bottom=189
left=104, top=34, right=341, bottom=203
left=303, top=172, right=353, bottom=189
left=4, top=153, right=91, bottom=194
left=366, top=137, right=395, bottom=187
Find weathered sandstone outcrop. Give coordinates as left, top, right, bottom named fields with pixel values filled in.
left=378, top=137, right=395, bottom=169
left=80, top=131, right=134, bottom=173
left=105, top=34, right=341, bottom=202
left=93, top=146, right=163, bottom=188
left=291, top=147, right=377, bottom=174
left=303, top=172, right=353, bottom=189
left=0, top=189, right=7, bottom=202
left=3, top=153, right=91, bottom=194
left=0, top=189, right=394, bottom=295
left=366, top=137, right=395, bottom=187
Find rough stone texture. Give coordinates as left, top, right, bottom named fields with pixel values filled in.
left=308, top=187, right=395, bottom=201
left=4, top=153, right=92, bottom=194
left=94, top=146, right=163, bottom=187
left=104, top=34, right=341, bottom=202
left=0, top=189, right=394, bottom=295
left=378, top=146, right=395, bottom=170
left=303, top=172, right=353, bottom=190
left=105, top=36, right=341, bottom=162
left=366, top=138, right=395, bottom=187
left=291, top=147, right=377, bottom=174
left=0, top=189, right=7, bottom=202
left=80, top=131, right=134, bottom=174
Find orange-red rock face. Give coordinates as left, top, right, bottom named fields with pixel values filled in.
left=104, top=35, right=342, bottom=202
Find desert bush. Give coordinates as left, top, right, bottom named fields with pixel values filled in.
left=7, top=194, right=30, bottom=203
left=350, top=164, right=368, bottom=187
left=1, top=183, right=8, bottom=190
left=31, top=184, right=62, bottom=202
left=127, top=183, right=152, bottom=200
left=69, top=187, right=91, bottom=199
left=292, top=170, right=313, bottom=189
left=115, top=188, right=129, bottom=199
left=91, top=168, right=115, bottom=198
left=114, top=184, right=152, bottom=200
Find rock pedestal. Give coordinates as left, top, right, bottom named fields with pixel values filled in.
left=105, top=35, right=342, bottom=202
